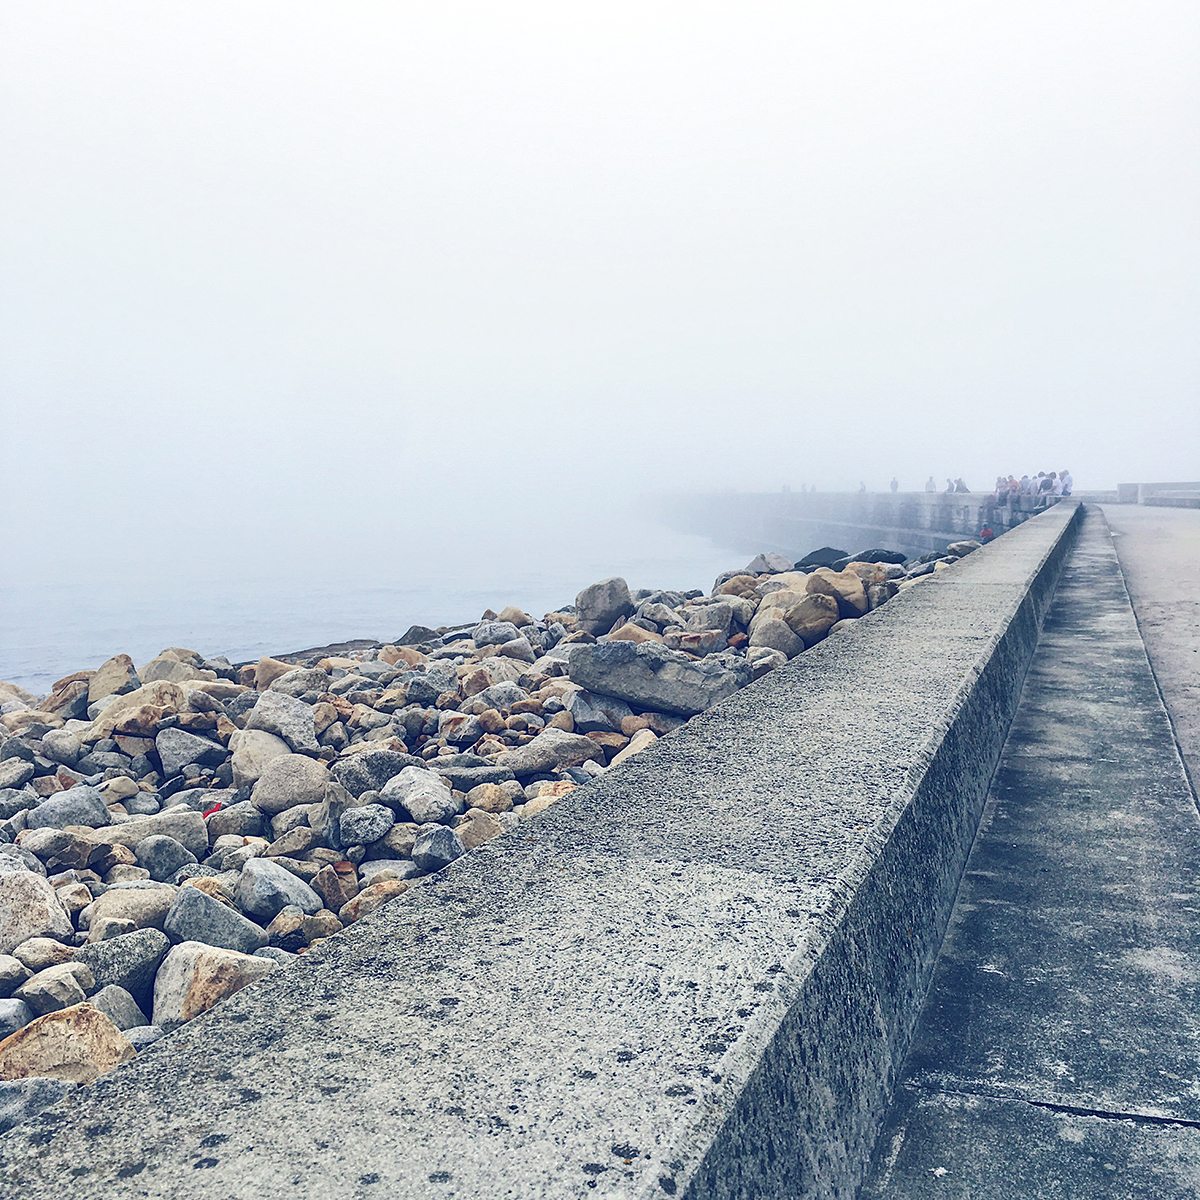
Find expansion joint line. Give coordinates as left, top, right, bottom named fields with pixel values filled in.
left=910, top=1081, right=1200, bottom=1131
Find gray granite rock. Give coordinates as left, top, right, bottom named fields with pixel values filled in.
left=411, top=825, right=466, bottom=873
left=235, top=858, right=321, bottom=922
left=253, top=946, right=297, bottom=965
left=493, top=728, right=605, bottom=778
left=14, top=962, right=94, bottom=1014
left=204, top=800, right=264, bottom=842
left=124, top=1024, right=165, bottom=1052
left=0, top=871, right=74, bottom=955
left=0, top=997, right=34, bottom=1039
left=472, top=620, right=522, bottom=647
left=92, top=809, right=208, bottom=859
left=0, top=760, right=34, bottom=791
left=24, top=785, right=109, bottom=830
left=562, top=688, right=633, bottom=734
left=88, top=984, right=148, bottom=1031
left=135, top=835, right=197, bottom=883
left=568, top=640, right=751, bottom=717
left=0, top=953, right=32, bottom=999
left=330, top=747, right=424, bottom=798
left=251, top=754, right=329, bottom=815
left=74, top=927, right=170, bottom=1013
left=164, top=885, right=268, bottom=954
left=575, top=576, right=634, bottom=635
left=244, top=692, right=319, bottom=754
left=380, top=766, right=460, bottom=824
left=155, top=728, right=226, bottom=777
left=338, top=804, right=394, bottom=846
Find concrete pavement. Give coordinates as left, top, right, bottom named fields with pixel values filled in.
left=1105, top=502, right=1200, bottom=799
left=859, top=506, right=1200, bottom=1199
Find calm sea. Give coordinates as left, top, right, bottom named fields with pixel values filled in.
left=1, top=523, right=744, bottom=696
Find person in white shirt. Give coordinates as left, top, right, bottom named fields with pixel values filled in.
left=1059, top=469, right=1073, bottom=496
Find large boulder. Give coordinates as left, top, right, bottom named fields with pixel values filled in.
left=92, top=809, right=208, bottom=859
left=338, top=804, right=394, bottom=847
left=0, top=872, right=73, bottom=956
left=748, top=617, right=804, bottom=659
left=783, top=593, right=841, bottom=646
left=804, top=568, right=868, bottom=618
left=229, top=729, right=291, bottom=789
left=244, top=692, right=318, bottom=754
left=155, top=727, right=226, bottom=777
left=82, top=681, right=188, bottom=742
left=562, top=689, right=633, bottom=734
left=235, top=859, right=321, bottom=922
left=574, top=577, right=634, bottom=635
left=744, top=551, right=793, bottom=575
left=330, top=747, right=425, bottom=798
left=85, top=884, right=177, bottom=942
left=87, top=655, right=140, bottom=703
left=24, top=786, right=110, bottom=831
left=251, top=754, right=329, bottom=815
left=379, top=767, right=460, bottom=825
left=74, top=928, right=169, bottom=1014
left=151, top=942, right=275, bottom=1031
left=164, top=886, right=267, bottom=955
left=493, top=728, right=605, bottom=777
left=568, top=641, right=751, bottom=717
left=0, top=1003, right=134, bottom=1083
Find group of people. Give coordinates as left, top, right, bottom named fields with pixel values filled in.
left=992, top=470, right=1073, bottom=502
left=922, top=476, right=972, bottom=493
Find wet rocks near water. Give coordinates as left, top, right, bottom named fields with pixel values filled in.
left=0, top=535, right=987, bottom=1129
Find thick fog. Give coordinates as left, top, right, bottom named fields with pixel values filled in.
left=2, top=2, right=1198, bottom=680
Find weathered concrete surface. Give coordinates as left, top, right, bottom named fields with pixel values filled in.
left=859, top=507, right=1200, bottom=1198
left=1106, top=502, right=1200, bottom=798
left=0, top=505, right=1081, bottom=1200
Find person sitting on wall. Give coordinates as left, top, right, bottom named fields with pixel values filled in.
left=979, top=525, right=995, bottom=543
left=858, top=481, right=867, bottom=494
left=925, top=475, right=937, bottom=492
left=1059, top=468, right=1073, bottom=496
left=954, top=477, right=970, bottom=492
left=945, top=478, right=955, bottom=493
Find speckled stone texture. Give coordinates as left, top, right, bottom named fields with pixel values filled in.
left=0, top=504, right=1081, bottom=1200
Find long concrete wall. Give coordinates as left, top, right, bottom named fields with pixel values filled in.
left=665, top=490, right=1061, bottom=561
left=0, top=504, right=1083, bottom=1200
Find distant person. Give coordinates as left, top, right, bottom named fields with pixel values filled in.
left=954, top=477, right=970, bottom=493
left=945, top=478, right=955, bottom=493
left=1052, top=472, right=1065, bottom=496
left=925, top=475, right=937, bottom=492
left=1019, top=474, right=1032, bottom=494
left=979, top=525, right=995, bottom=543
left=890, top=477, right=899, bottom=493
left=858, top=481, right=867, bottom=494
left=1038, top=472, right=1055, bottom=494
left=1059, top=468, right=1073, bottom=496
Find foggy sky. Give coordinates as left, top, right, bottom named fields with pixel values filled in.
left=2, top=1, right=1198, bottom=584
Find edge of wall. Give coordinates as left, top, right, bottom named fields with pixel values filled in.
left=0, top=504, right=1083, bottom=1200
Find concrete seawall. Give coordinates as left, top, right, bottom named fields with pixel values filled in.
left=664, top=490, right=1062, bottom=561
left=0, top=503, right=1082, bottom=1200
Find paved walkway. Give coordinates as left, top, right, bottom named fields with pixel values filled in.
left=1105, top=503, right=1200, bottom=799
left=859, top=506, right=1200, bottom=1198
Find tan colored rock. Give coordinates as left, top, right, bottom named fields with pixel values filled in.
left=748, top=617, right=804, bottom=659
left=545, top=710, right=575, bottom=733
left=12, top=938, right=76, bottom=972
left=610, top=727, right=658, bottom=767
left=15, top=962, right=94, bottom=1014
left=783, top=593, right=840, bottom=646
left=42, top=678, right=90, bottom=719
left=464, top=783, right=513, bottom=813
left=477, top=708, right=506, bottom=734
left=311, top=865, right=358, bottom=911
left=0, top=680, right=39, bottom=705
left=337, top=880, right=408, bottom=925
left=82, top=681, right=189, bottom=742
left=85, top=886, right=176, bottom=942
left=1, top=710, right=64, bottom=734
left=844, top=561, right=890, bottom=584
left=608, top=623, right=663, bottom=644
left=141, top=655, right=210, bottom=685
left=254, top=657, right=296, bottom=691
left=229, top=728, right=291, bottom=788
left=0, top=1002, right=134, bottom=1083
left=151, top=942, right=276, bottom=1030
left=88, top=654, right=140, bottom=703
left=498, top=605, right=532, bottom=626
left=456, top=811, right=505, bottom=851
left=805, top=568, right=868, bottom=617
left=180, top=876, right=237, bottom=906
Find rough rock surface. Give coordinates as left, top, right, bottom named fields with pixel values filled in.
left=151, top=942, right=275, bottom=1031
left=0, top=1003, right=134, bottom=1083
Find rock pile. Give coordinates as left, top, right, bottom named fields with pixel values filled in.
left=0, top=538, right=982, bottom=1128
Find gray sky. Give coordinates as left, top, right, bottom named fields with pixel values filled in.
left=2, top=1, right=1198, bottom=583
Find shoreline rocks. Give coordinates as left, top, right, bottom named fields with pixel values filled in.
left=0, top=536, right=986, bottom=1129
